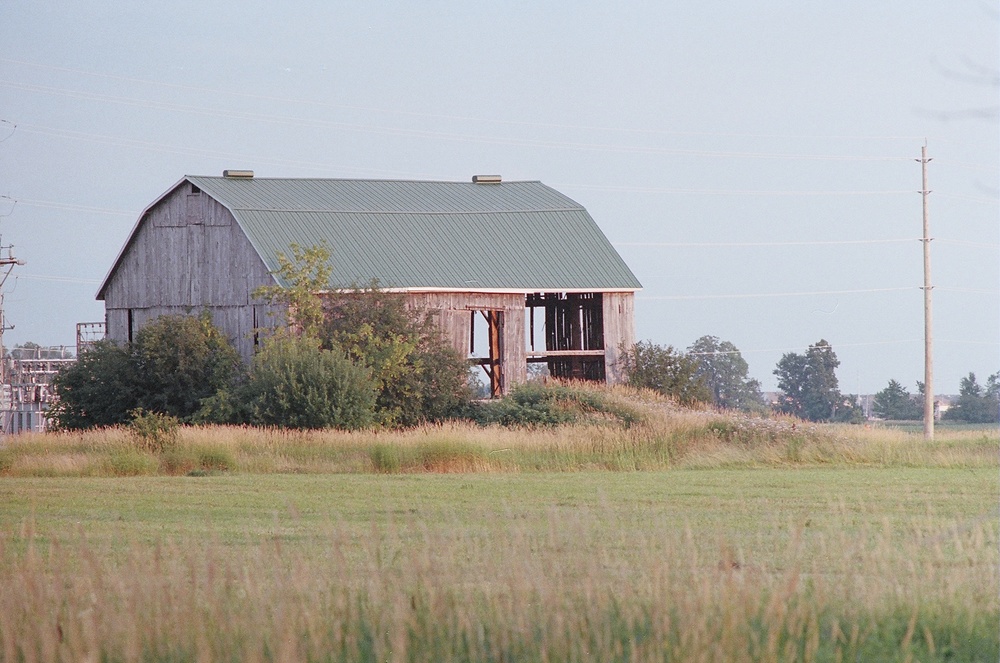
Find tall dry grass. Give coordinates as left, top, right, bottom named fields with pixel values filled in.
left=1, top=502, right=995, bottom=662
left=1, top=390, right=995, bottom=477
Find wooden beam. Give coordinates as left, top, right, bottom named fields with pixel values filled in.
left=527, top=350, right=606, bottom=358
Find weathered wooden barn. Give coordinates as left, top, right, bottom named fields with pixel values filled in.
left=97, top=172, right=641, bottom=395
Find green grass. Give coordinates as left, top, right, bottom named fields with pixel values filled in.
left=1, top=469, right=996, bottom=661
left=0, top=468, right=993, bottom=546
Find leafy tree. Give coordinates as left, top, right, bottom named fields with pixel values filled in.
left=49, top=340, right=140, bottom=429
left=620, top=340, right=710, bottom=406
left=321, top=284, right=472, bottom=426
left=50, top=313, right=241, bottom=429
left=253, top=244, right=472, bottom=427
left=773, top=339, right=845, bottom=422
left=253, top=242, right=332, bottom=339
left=687, top=335, right=765, bottom=412
left=132, top=312, right=243, bottom=420
left=872, top=379, right=922, bottom=420
left=228, top=335, right=376, bottom=430
left=943, top=371, right=999, bottom=424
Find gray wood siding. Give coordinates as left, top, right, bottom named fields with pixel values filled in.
left=102, top=186, right=279, bottom=361
left=602, top=292, right=635, bottom=384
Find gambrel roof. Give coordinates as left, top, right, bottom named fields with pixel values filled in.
left=98, top=175, right=641, bottom=297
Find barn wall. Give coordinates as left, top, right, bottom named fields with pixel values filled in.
left=405, top=291, right=527, bottom=393
left=102, top=184, right=280, bottom=361
left=602, top=292, right=635, bottom=384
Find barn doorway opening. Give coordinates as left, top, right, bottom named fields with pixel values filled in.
left=468, top=309, right=504, bottom=398
left=525, top=293, right=606, bottom=381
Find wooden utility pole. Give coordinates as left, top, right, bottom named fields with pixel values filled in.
left=918, top=145, right=934, bottom=440
left=0, top=250, right=24, bottom=435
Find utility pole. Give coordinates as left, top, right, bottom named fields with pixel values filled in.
left=0, top=246, right=24, bottom=435
left=918, top=144, right=934, bottom=440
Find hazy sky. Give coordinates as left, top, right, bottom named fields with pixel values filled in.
left=1, top=2, right=997, bottom=393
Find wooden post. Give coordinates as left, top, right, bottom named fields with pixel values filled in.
left=918, top=145, right=934, bottom=441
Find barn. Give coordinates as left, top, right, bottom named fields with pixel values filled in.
left=97, top=172, right=641, bottom=396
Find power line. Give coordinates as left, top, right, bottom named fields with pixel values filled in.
left=617, top=238, right=916, bottom=248
left=637, top=287, right=915, bottom=301
left=1, top=79, right=917, bottom=162
left=0, top=57, right=937, bottom=144
left=0, top=196, right=134, bottom=216
left=560, top=183, right=913, bottom=195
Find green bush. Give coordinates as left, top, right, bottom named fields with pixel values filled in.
left=128, top=409, right=180, bottom=453
left=235, top=335, right=377, bottom=430
left=468, top=383, right=640, bottom=428
left=620, top=341, right=710, bottom=406
left=321, top=284, right=473, bottom=427
left=49, top=340, right=140, bottom=429
left=50, top=313, right=242, bottom=430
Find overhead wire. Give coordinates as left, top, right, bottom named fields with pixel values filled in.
left=0, top=57, right=937, bottom=144
left=0, top=79, right=917, bottom=161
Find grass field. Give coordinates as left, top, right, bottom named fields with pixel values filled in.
left=1, top=467, right=996, bottom=662
left=1, top=389, right=997, bottom=661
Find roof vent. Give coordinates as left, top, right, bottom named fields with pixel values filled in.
left=223, top=169, right=254, bottom=179
left=472, top=174, right=501, bottom=184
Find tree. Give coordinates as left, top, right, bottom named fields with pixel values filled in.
left=253, top=242, right=332, bottom=339
left=49, top=340, right=140, bottom=429
left=50, top=313, right=242, bottom=429
left=620, top=340, right=710, bottom=406
left=687, top=336, right=765, bottom=412
left=943, top=371, right=1000, bottom=424
left=321, top=284, right=472, bottom=426
left=132, top=312, right=242, bottom=420
left=773, top=339, right=845, bottom=422
left=872, top=379, right=922, bottom=420
left=228, top=335, right=376, bottom=430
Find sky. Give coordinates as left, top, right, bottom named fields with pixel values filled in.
left=0, top=1, right=997, bottom=394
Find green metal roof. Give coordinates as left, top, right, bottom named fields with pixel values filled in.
left=163, top=176, right=641, bottom=292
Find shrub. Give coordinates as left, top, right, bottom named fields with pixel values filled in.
left=50, top=313, right=242, bottom=429
left=49, top=340, right=139, bottom=430
left=235, top=335, right=377, bottom=430
left=620, top=341, right=710, bottom=406
left=468, top=382, right=640, bottom=428
left=128, top=409, right=180, bottom=454
left=132, top=312, right=243, bottom=420
left=321, top=285, right=473, bottom=427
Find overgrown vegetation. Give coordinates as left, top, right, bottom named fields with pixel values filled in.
left=466, top=382, right=640, bottom=428
left=4, top=387, right=996, bottom=477
left=52, top=244, right=472, bottom=431
left=321, top=283, right=472, bottom=427
left=215, top=334, right=377, bottom=430
left=619, top=340, right=710, bottom=406
left=49, top=312, right=241, bottom=429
